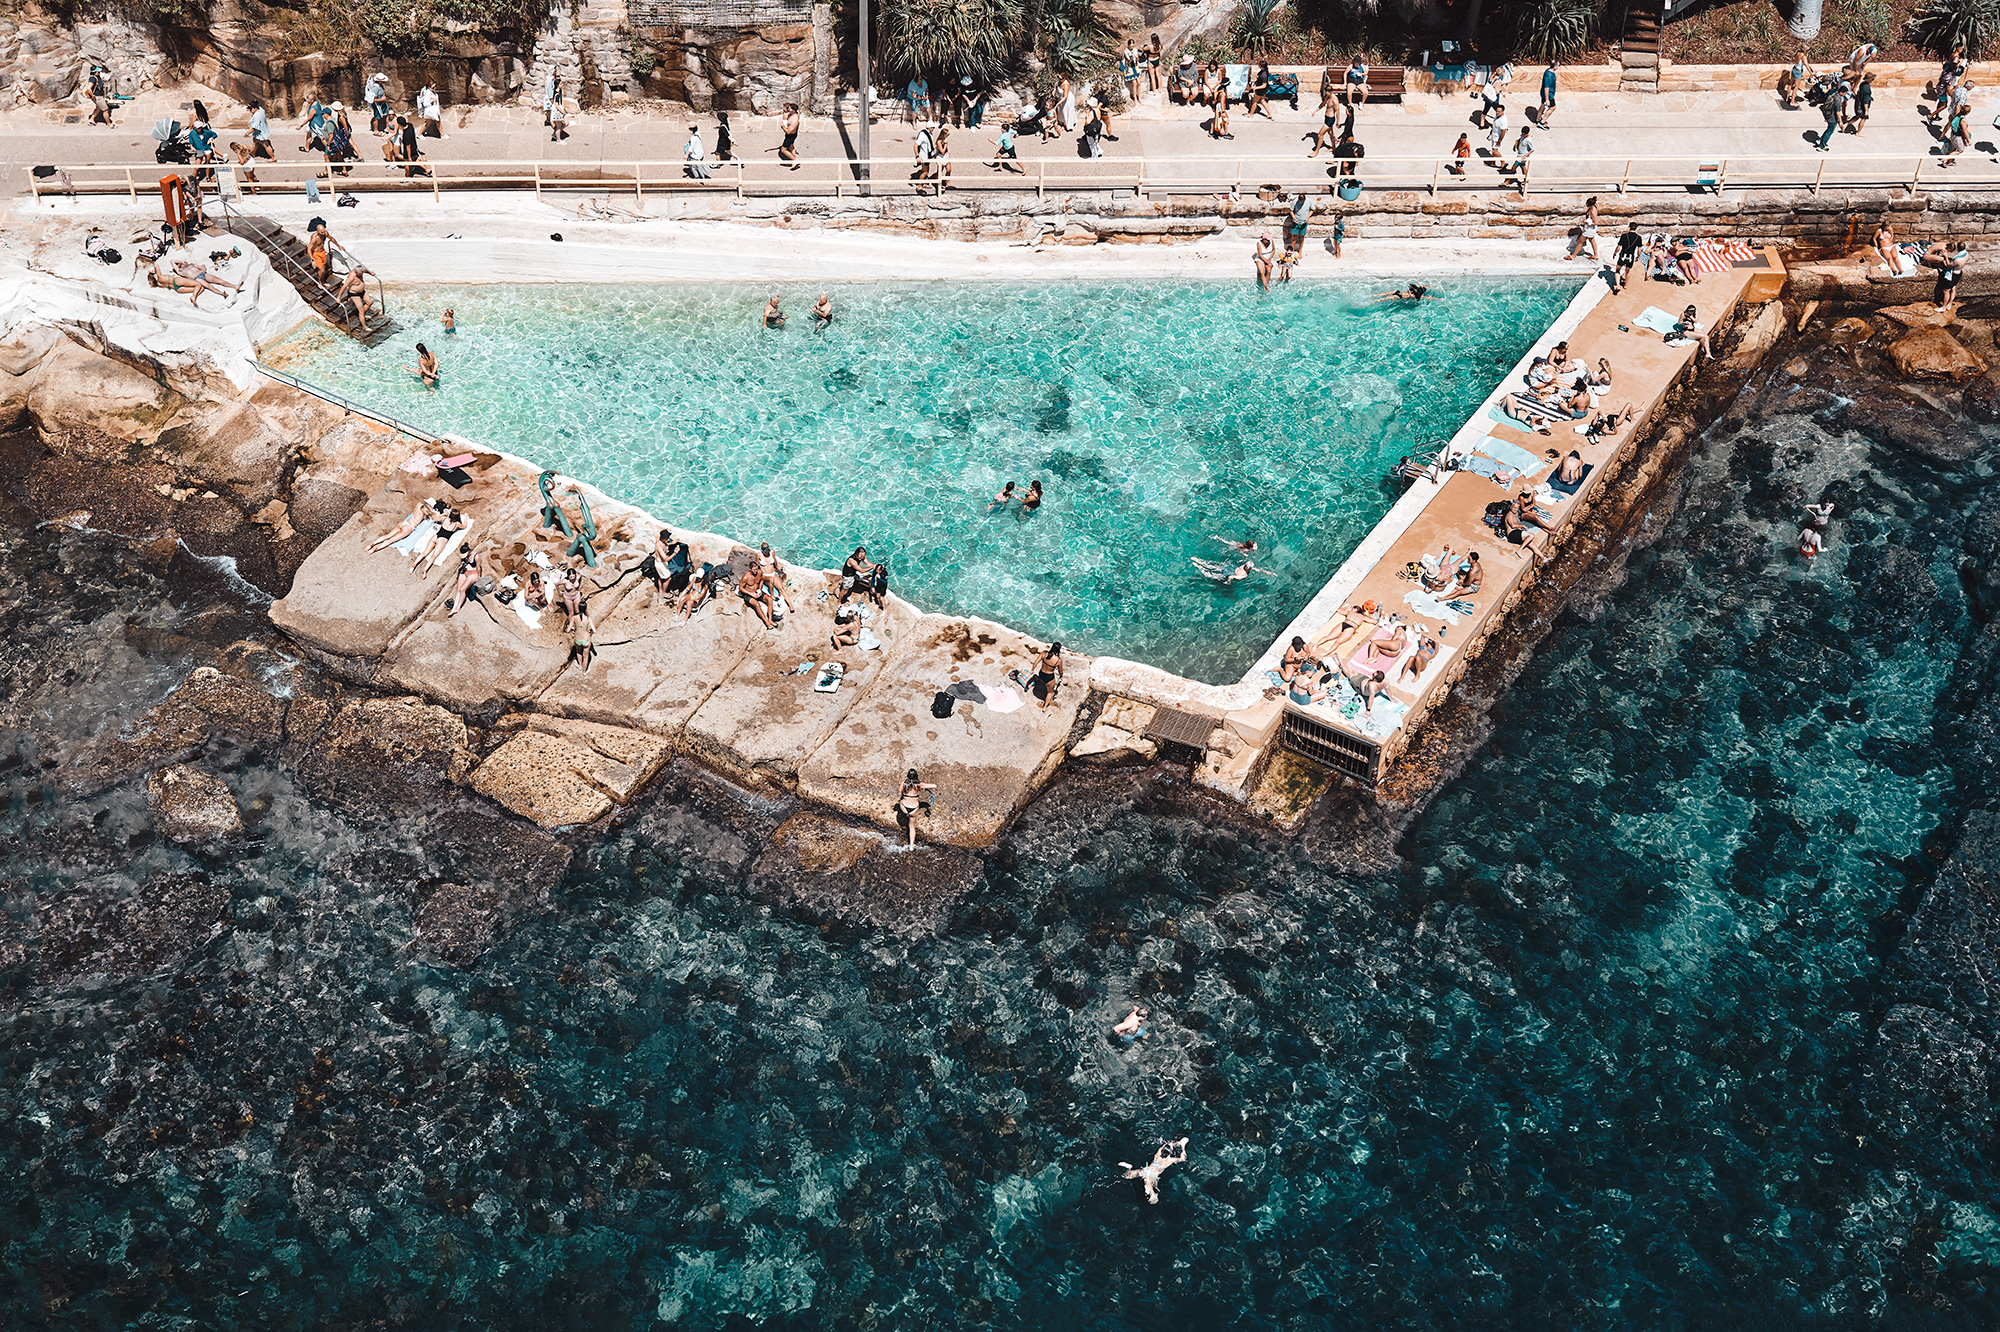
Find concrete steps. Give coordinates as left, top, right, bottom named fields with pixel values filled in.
left=1621, top=0, right=1663, bottom=92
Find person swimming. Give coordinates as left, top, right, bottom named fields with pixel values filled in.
left=442, top=306, right=456, bottom=333
left=762, top=294, right=785, bottom=329
left=1020, top=479, right=1044, bottom=514
left=1111, top=1006, right=1150, bottom=1045
left=1120, top=1138, right=1189, bottom=1205
left=1375, top=284, right=1433, bottom=301
left=991, top=481, right=1017, bottom=511
left=1193, top=556, right=1269, bottom=584
left=812, top=293, right=833, bottom=332
left=410, top=342, right=439, bottom=389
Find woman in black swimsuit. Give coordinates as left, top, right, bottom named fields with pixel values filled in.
left=867, top=561, right=890, bottom=609
left=895, top=769, right=936, bottom=847
left=1026, top=642, right=1064, bottom=707
left=840, top=546, right=875, bottom=603
left=1020, top=480, right=1043, bottom=515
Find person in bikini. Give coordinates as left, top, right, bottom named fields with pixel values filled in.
left=895, top=768, right=936, bottom=847
left=369, top=497, right=449, bottom=553
left=1314, top=598, right=1380, bottom=657
left=411, top=342, right=440, bottom=389
left=410, top=507, right=464, bottom=573
left=1112, top=1006, right=1150, bottom=1045
left=567, top=610, right=596, bottom=672
left=1360, top=621, right=1408, bottom=670
left=1398, top=626, right=1441, bottom=683
left=1023, top=642, right=1065, bottom=707
left=1278, top=635, right=1315, bottom=682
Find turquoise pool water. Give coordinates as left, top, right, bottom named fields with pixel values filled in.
left=272, top=278, right=1581, bottom=681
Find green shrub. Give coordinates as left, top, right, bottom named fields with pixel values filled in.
left=1908, top=0, right=2000, bottom=55
left=880, top=0, right=1024, bottom=81
left=629, top=47, right=656, bottom=79
left=1510, top=0, right=1596, bottom=62
left=1232, top=0, right=1284, bottom=57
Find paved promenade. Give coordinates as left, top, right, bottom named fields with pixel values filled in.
left=7, top=71, right=2000, bottom=198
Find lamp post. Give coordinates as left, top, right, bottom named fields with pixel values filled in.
left=857, top=0, right=872, bottom=194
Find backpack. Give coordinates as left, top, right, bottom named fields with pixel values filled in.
left=930, top=690, right=956, bottom=719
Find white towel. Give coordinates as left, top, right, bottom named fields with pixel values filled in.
left=984, top=685, right=1025, bottom=714
left=1403, top=590, right=1463, bottom=625
left=426, top=524, right=471, bottom=571
left=859, top=627, right=882, bottom=651
left=511, top=597, right=542, bottom=629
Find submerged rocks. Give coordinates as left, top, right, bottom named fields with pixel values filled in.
left=294, top=695, right=475, bottom=816
left=1887, top=811, right=2000, bottom=1047
left=403, top=809, right=573, bottom=963
left=1861, top=1004, right=1995, bottom=1154
left=146, top=764, right=243, bottom=842
left=1887, top=327, right=1987, bottom=383
left=24, top=872, right=230, bottom=987
left=1831, top=387, right=1986, bottom=462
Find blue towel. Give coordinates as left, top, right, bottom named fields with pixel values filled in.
left=391, top=519, right=436, bottom=556
left=1459, top=455, right=1511, bottom=479
left=1476, top=436, right=1546, bottom=474
left=1634, top=305, right=1680, bottom=334
left=1548, top=462, right=1594, bottom=495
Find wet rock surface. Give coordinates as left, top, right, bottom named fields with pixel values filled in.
left=145, top=763, right=243, bottom=842
left=18, top=872, right=229, bottom=989
left=293, top=695, right=476, bottom=817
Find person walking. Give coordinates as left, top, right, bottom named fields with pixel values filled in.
left=1449, top=131, right=1471, bottom=175
left=1942, top=102, right=1970, bottom=165
left=1613, top=221, right=1642, bottom=291
left=684, top=124, right=711, bottom=178
left=549, top=86, right=569, bottom=142
left=1848, top=72, right=1874, bottom=135
left=1777, top=51, right=1810, bottom=109
left=1566, top=196, right=1599, bottom=261
left=777, top=102, right=800, bottom=167
left=1538, top=63, right=1557, bottom=126
left=1285, top=190, right=1312, bottom=255
left=988, top=122, right=1020, bottom=172
left=366, top=71, right=391, bottom=133
left=1056, top=74, right=1077, bottom=132
left=894, top=770, right=935, bottom=847
left=714, top=111, right=734, bottom=161
left=542, top=68, right=559, bottom=125
left=248, top=100, right=273, bottom=158
left=1487, top=103, right=1509, bottom=159
left=1816, top=81, right=1843, bottom=151
left=1511, top=126, right=1534, bottom=194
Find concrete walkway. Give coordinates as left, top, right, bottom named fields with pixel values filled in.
left=7, top=73, right=2000, bottom=198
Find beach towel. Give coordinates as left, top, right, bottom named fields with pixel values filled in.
left=1458, top=454, right=1517, bottom=481
left=1475, top=436, right=1545, bottom=474
left=813, top=662, right=846, bottom=693
left=1687, top=241, right=1731, bottom=274
left=390, top=518, right=436, bottom=556
left=1504, top=393, right=1569, bottom=428
left=1548, top=462, right=1594, bottom=495
left=1403, top=589, right=1464, bottom=625
left=398, top=451, right=436, bottom=475
left=984, top=684, right=1025, bottom=714
left=511, top=595, right=541, bottom=629
left=859, top=627, right=883, bottom=651
left=1634, top=305, right=1680, bottom=335
left=1716, top=239, right=1757, bottom=264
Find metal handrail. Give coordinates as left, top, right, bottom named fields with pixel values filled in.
left=253, top=361, right=439, bottom=442
left=216, top=192, right=390, bottom=335
left=29, top=150, right=1980, bottom=201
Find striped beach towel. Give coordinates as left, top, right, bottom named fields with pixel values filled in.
left=1716, top=239, right=1757, bottom=263
left=1686, top=241, right=1731, bottom=274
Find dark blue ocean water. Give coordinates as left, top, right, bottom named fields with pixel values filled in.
left=2, top=384, right=1998, bottom=1328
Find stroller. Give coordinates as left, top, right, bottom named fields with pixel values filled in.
left=151, top=118, right=192, bottom=165
left=1803, top=73, right=1843, bottom=109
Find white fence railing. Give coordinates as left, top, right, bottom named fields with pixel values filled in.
left=29, top=151, right=1981, bottom=203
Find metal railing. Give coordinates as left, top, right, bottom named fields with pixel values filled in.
left=215, top=191, right=390, bottom=336
left=254, top=361, right=438, bottom=442
left=29, top=149, right=1989, bottom=203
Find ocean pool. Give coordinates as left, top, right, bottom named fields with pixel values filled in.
left=270, top=277, right=1581, bottom=682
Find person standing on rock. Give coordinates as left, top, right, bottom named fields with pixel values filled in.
left=1930, top=237, right=1969, bottom=313
left=895, top=769, right=935, bottom=847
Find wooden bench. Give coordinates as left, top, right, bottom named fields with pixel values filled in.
left=1363, top=66, right=1407, bottom=102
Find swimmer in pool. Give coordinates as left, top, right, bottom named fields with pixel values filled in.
left=1112, top=1006, right=1150, bottom=1045
left=762, top=294, right=785, bottom=329
left=410, top=342, right=439, bottom=389
left=1121, top=1138, right=1189, bottom=1205
left=991, top=481, right=1017, bottom=511
left=442, top=306, right=456, bottom=332
left=812, top=293, right=833, bottom=331
left=1020, top=479, right=1044, bottom=514
left=1193, top=556, right=1270, bottom=584
left=1375, top=284, right=1433, bottom=301
left=1211, top=536, right=1258, bottom=561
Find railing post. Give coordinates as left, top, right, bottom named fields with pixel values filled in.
left=1430, top=157, right=1440, bottom=197
left=1812, top=158, right=1824, bottom=195
left=434, top=168, right=441, bottom=204
left=1717, top=158, right=1728, bottom=193
left=127, top=167, right=137, bottom=202
left=534, top=163, right=542, bottom=202
left=1620, top=159, right=1630, bottom=194
left=635, top=163, right=643, bottom=201
left=1136, top=157, right=1145, bottom=200
left=736, top=160, right=745, bottom=198
left=1912, top=156, right=1924, bottom=192
left=1037, top=159, right=1044, bottom=199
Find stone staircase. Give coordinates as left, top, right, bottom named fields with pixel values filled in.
left=211, top=212, right=395, bottom=345
left=1620, top=0, right=1662, bottom=93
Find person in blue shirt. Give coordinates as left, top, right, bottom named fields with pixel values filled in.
left=187, top=122, right=217, bottom=161
left=1539, top=63, right=1557, bottom=126
left=906, top=76, right=929, bottom=124
left=247, top=101, right=271, bottom=158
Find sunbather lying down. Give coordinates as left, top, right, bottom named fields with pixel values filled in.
left=148, top=258, right=239, bottom=306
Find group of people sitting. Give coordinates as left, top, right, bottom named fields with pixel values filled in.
left=1274, top=591, right=1446, bottom=715
left=1503, top=338, right=1635, bottom=438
